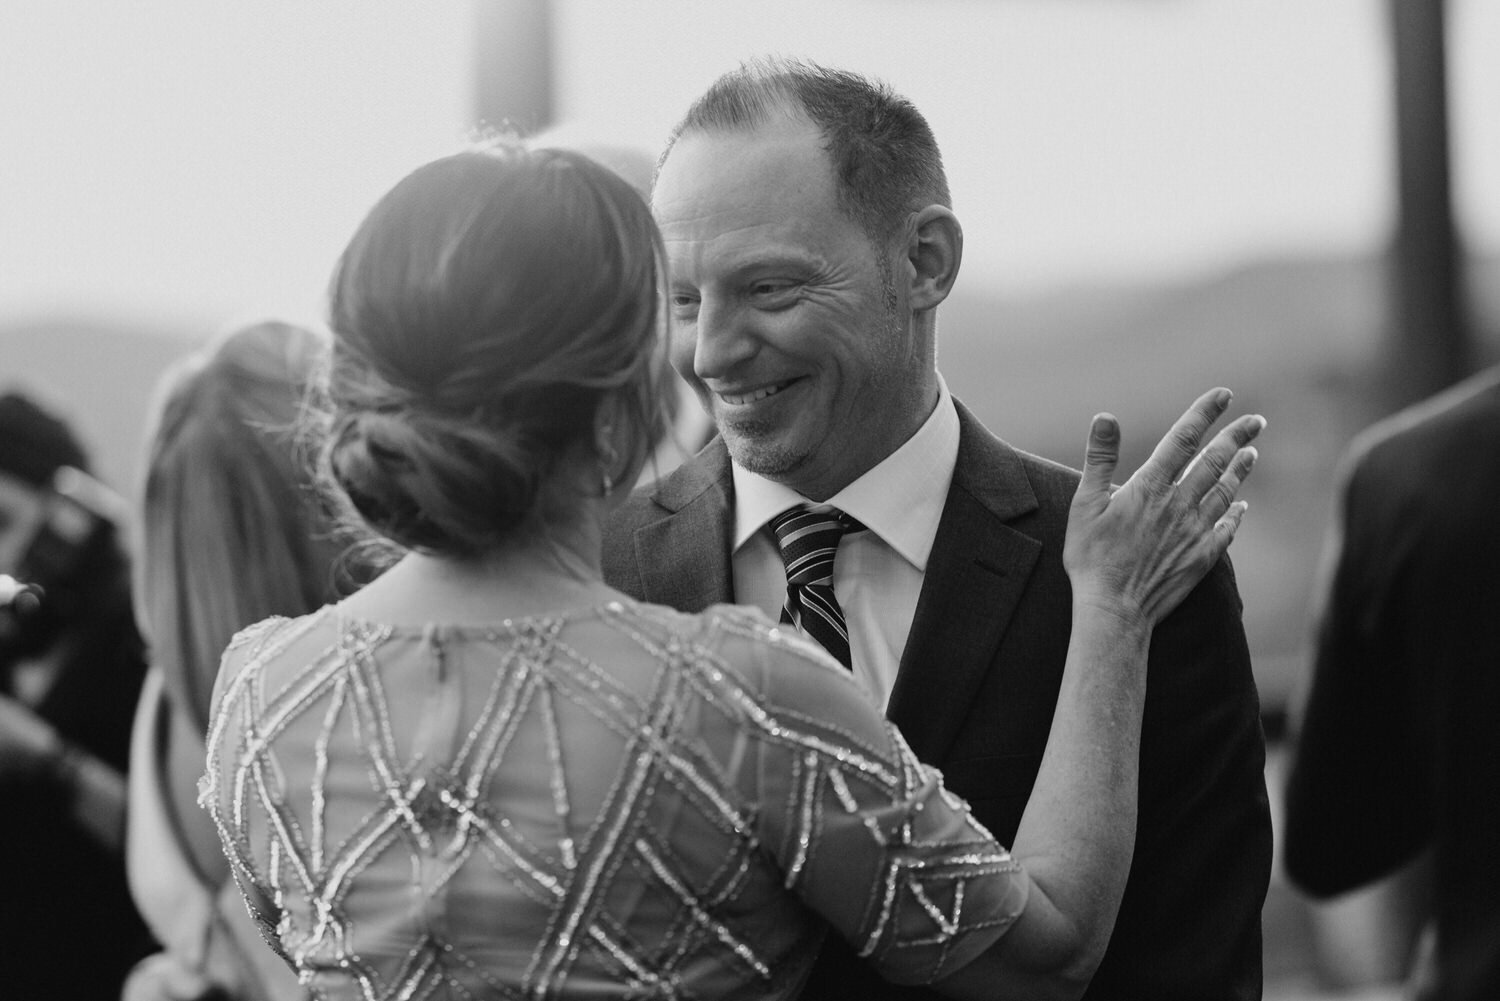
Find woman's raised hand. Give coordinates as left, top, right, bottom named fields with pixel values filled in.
left=1064, top=388, right=1264, bottom=629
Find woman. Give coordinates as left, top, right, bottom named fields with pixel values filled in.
left=201, top=143, right=1262, bottom=1001
left=125, top=321, right=365, bottom=1001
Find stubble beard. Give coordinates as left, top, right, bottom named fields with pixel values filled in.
left=717, top=411, right=809, bottom=481
left=715, top=264, right=907, bottom=485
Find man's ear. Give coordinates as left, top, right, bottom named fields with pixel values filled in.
left=904, top=205, right=963, bottom=312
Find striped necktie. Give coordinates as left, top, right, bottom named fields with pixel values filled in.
left=769, top=504, right=865, bottom=669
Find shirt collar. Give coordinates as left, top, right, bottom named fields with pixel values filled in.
left=731, top=376, right=960, bottom=572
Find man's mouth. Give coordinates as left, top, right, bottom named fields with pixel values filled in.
left=718, top=381, right=792, bottom=406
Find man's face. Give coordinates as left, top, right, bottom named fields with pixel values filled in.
left=653, top=114, right=928, bottom=501
left=0, top=471, right=44, bottom=576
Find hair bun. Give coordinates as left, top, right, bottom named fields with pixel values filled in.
left=325, top=407, right=540, bottom=553
left=319, top=145, right=669, bottom=556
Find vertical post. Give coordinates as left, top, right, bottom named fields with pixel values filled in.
left=1386, top=0, right=1470, bottom=406
left=474, top=0, right=555, bottom=134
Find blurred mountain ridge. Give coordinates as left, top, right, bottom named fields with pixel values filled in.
left=940, top=250, right=1499, bottom=706
left=4, top=251, right=1498, bottom=706
left=944, top=251, right=1499, bottom=459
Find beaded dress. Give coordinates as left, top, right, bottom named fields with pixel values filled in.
left=201, top=599, right=1027, bottom=999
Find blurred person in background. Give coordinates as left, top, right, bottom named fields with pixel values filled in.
left=122, top=321, right=369, bottom=1001
left=1284, top=364, right=1500, bottom=1001
left=605, top=58, right=1271, bottom=1001
left=198, top=141, right=1261, bottom=1000
left=0, top=389, right=154, bottom=999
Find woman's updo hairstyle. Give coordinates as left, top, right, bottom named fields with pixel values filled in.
left=319, top=139, right=668, bottom=555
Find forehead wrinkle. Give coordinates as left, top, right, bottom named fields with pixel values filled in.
left=655, top=121, right=868, bottom=290
left=662, top=219, right=833, bottom=285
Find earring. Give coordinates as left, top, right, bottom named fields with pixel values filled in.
left=599, top=429, right=619, bottom=497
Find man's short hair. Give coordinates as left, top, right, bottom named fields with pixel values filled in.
left=660, top=57, right=951, bottom=247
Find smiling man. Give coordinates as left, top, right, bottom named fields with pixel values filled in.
left=654, top=109, right=934, bottom=507
left=602, top=59, right=1270, bottom=1000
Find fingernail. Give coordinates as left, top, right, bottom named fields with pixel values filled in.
left=1217, top=388, right=1233, bottom=407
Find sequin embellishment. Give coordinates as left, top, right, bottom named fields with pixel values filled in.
left=202, top=603, right=1026, bottom=999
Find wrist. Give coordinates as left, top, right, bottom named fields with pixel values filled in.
left=1069, top=587, right=1151, bottom=638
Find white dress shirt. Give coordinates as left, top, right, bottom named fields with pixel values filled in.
left=731, top=378, right=961, bottom=710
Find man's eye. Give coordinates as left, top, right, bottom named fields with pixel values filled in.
left=670, top=294, right=698, bottom=309
left=750, top=281, right=794, bottom=297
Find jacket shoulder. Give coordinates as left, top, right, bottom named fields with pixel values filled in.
left=602, top=488, right=666, bottom=597
left=601, top=444, right=733, bottom=599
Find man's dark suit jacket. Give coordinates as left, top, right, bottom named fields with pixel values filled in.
left=602, top=400, right=1271, bottom=1000
left=1284, top=367, right=1500, bottom=1001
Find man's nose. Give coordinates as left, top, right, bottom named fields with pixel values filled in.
left=692, top=300, right=757, bottom=379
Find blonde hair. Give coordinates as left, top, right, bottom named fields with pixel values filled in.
left=136, top=321, right=359, bottom=732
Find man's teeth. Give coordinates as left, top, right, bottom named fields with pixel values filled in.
left=721, top=384, right=785, bottom=405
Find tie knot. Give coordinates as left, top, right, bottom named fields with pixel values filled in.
left=769, top=505, right=864, bottom=586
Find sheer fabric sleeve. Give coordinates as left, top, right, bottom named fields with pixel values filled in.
left=708, top=610, right=1029, bottom=987
left=198, top=615, right=299, bottom=967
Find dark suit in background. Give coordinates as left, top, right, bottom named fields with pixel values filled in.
left=604, top=402, right=1272, bottom=1001
left=1284, top=366, right=1500, bottom=1001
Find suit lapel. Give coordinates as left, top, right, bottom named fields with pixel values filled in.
left=887, top=404, right=1043, bottom=764
left=632, top=440, right=737, bottom=612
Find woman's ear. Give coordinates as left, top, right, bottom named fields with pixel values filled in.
left=904, top=205, right=963, bottom=312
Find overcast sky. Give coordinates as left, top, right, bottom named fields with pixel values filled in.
left=2, top=0, right=1496, bottom=334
